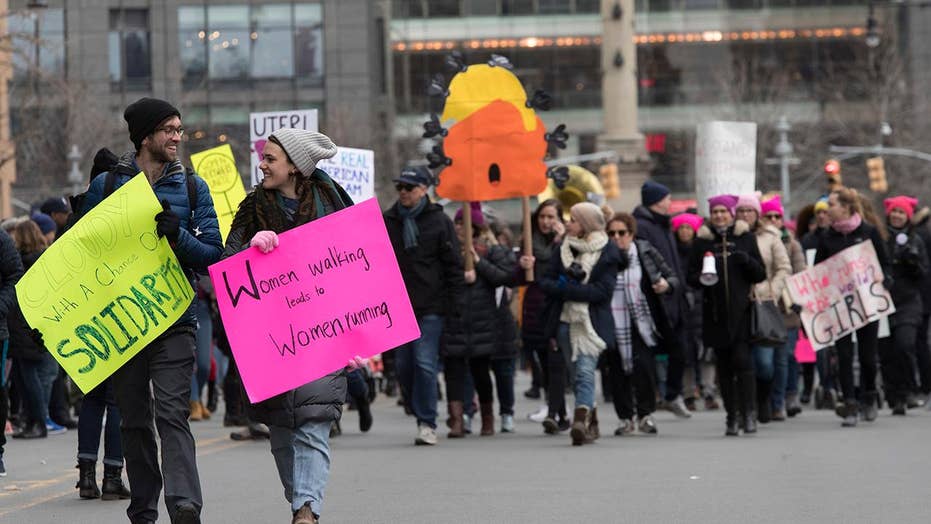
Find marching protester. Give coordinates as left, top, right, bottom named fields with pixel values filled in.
left=759, top=195, right=807, bottom=418
left=443, top=204, right=517, bottom=437
left=633, top=182, right=691, bottom=418
left=517, top=199, right=565, bottom=424
left=909, top=203, right=931, bottom=404
left=0, top=227, right=24, bottom=476
left=78, top=97, right=223, bottom=524
left=224, top=128, right=366, bottom=524
left=672, top=212, right=717, bottom=410
left=735, top=194, right=791, bottom=424
left=606, top=213, right=677, bottom=435
left=384, top=166, right=465, bottom=446
left=688, top=195, right=767, bottom=436
left=538, top=202, right=621, bottom=446
left=815, top=187, right=891, bottom=427
left=879, top=196, right=929, bottom=415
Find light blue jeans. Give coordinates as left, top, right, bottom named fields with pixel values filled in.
left=573, top=353, right=599, bottom=410
left=269, top=420, right=332, bottom=516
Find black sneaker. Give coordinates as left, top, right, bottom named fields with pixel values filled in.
left=174, top=504, right=199, bottom=524
left=523, top=387, right=541, bottom=400
left=0, top=455, right=6, bottom=477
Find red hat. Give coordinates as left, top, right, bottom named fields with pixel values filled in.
left=883, top=196, right=918, bottom=220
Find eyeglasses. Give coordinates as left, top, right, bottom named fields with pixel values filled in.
left=764, top=213, right=783, bottom=220
left=395, top=183, right=417, bottom=192
left=607, top=230, right=629, bottom=238
left=156, top=126, right=185, bottom=137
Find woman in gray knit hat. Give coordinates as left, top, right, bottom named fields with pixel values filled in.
left=222, top=128, right=364, bottom=524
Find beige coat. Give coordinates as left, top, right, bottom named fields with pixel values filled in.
left=782, top=234, right=806, bottom=328
left=752, top=224, right=791, bottom=303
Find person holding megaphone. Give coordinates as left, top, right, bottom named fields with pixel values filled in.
left=687, top=195, right=767, bottom=436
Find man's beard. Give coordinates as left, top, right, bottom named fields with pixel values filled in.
left=151, top=143, right=178, bottom=163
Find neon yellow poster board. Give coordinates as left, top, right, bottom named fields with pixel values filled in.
left=190, top=144, right=246, bottom=243
left=15, top=175, right=194, bottom=393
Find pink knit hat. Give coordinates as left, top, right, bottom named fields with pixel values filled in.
left=760, top=195, right=784, bottom=217
left=735, top=193, right=761, bottom=214
left=671, top=213, right=704, bottom=233
left=883, top=196, right=918, bottom=220
left=707, top=194, right=739, bottom=216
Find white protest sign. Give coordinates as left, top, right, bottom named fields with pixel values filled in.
left=695, top=121, right=757, bottom=215
left=317, top=147, right=375, bottom=202
left=249, top=109, right=319, bottom=187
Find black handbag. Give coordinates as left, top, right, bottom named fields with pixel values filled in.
left=750, top=299, right=787, bottom=346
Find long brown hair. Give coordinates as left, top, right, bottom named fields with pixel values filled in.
left=12, top=219, right=48, bottom=255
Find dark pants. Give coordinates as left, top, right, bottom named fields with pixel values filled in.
left=1, top=340, right=8, bottom=455
left=77, top=378, right=123, bottom=467
left=608, top=330, right=656, bottom=420
left=546, top=335, right=570, bottom=419
left=445, top=356, right=493, bottom=405
left=879, top=323, right=919, bottom=405
left=48, top=366, right=73, bottom=424
left=523, top=338, right=546, bottom=393
left=835, top=321, right=879, bottom=403
left=916, top=313, right=931, bottom=394
left=491, top=358, right=515, bottom=415
left=346, top=369, right=369, bottom=401
left=112, top=327, right=202, bottom=524
left=716, top=340, right=755, bottom=420
left=662, top=325, right=686, bottom=402
left=15, top=353, right=57, bottom=425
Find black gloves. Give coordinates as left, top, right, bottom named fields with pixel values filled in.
left=30, top=328, right=45, bottom=349
left=729, top=250, right=750, bottom=265
left=790, top=303, right=803, bottom=315
left=155, top=199, right=181, bottom=243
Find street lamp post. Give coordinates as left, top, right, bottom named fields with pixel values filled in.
left=67, top=144, right=82, bottom=196
left=765, top=116, right=800, bottom=211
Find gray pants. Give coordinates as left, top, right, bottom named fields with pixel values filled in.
left=113, top=326, right=202, bottom=524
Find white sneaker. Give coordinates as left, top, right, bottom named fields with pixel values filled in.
left=527, top=405, right=548, bottom=423
left=463, top=414, right=473, bottom=434
left=500, top=414, right=515, bottom=433
left=665, top=396, right=692, bottom=418
left=415, top=424, right=437, bottom=446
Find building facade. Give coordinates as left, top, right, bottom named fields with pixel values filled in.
left=5, top=0, right=392, bottom=210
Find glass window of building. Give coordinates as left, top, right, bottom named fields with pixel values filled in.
left=469, top=0, right=499, bottom=15
left=538, top=0, right=572, bottom=14
left=295, top=4, right=325, bottom=83
left=502, top=0, right=535, bottom=14
left=109, top=9, right=151, bottom=89
left=431, top=0, right=463, bottom=16
left=575, top=0, right=602, bottom=12
left=252, top=5, right=294, bottom=78
left=179, top=6, right=207, bottom=88
left=7, top=8, right=66, bottom=83
left=207, top=6, right=250, bottom=80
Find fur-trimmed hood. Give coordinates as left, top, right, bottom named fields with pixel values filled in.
left=697, top=219, right=750, bottom=240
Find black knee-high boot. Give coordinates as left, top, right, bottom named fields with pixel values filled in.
left=756, top=379, right=772, bottom=423
left=739, top=371, right=757, bottom=433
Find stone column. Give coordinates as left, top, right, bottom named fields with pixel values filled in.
left=0, top=0, right=16, bottom=218
left=597, top=0, right=650, bottom=212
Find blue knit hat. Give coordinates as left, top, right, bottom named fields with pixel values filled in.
left=641, top=180, right=671, bottom=207
left=31, top=212, right=56, bottom=235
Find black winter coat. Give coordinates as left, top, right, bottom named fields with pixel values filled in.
left=0, top=230, right=24, bottom=341
left=519, top=230, right=560, bottom=349
left=384, top=201, right=465, bottom=318
left=7, top=251, right=44, bottom=360
left=537, top=240, right=622, bottom=352
left=885, top=226, right=928, bottom=327
left=687, top=221, right=767, bottom=349
left=633, top=206, right=685, bottom=328
left=632, top=239, right=680, bottom=344
left=677, top=241, right=703, bottom=334
left=815, top=220, right=892, bottom=280
left=443, top=245, right=516, bottom=359
left=911, top=208, right=931, bottom=314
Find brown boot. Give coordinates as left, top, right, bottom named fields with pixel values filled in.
left=588, top=406, right=600, bottom=441
left=189, top=400, right=203, bottom=422
left=197, top=400, right=211, bottom=420
left=292, top=503, right=318, bottom=524
left=570, top=406, right=590, bottom=446
left=447, top=401, right=465, bottom=438
left=480, top=402, right=495, bottom=436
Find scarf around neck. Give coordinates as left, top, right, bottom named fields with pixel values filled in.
left=559, top=231, right=609, bottom=361
left=396, top=196, right=428, bottom=250
left=831, top=212, right=862, bottom=235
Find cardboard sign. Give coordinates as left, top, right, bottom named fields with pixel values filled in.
left=190, top=144, right=246, bottom=243
left=208, top=199, right=420, bottom=403
left=784, top=241, right=895, bottom=350
left=316, top=147, right=375, bottom=202
left=695, top=121, right=757, bottom=215
left=249, top=109, right=319, bottom=187
left=436, top=64, right=548, bottom=202
left=15, top=176, right=194, bottom=393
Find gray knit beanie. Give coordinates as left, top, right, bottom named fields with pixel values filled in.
left=571, top=202, right=606, bottom=235
left=269, top=128, right=338, bottom=176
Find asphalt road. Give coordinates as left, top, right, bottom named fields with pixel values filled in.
left=2, top=372, right=931, bottom=523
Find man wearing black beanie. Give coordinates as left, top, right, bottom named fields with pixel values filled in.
left=75, top=98, right=222, bottom=524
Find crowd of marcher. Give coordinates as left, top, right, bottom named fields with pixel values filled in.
left=2, top=97, right=931, bottom=524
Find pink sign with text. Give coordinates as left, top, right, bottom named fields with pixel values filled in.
left=208, top=199, right=420, bottom=403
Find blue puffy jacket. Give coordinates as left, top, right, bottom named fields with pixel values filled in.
left=80, top=152, right=223, bottom=327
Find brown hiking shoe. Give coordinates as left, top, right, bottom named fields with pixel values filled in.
left=570, top=406, right=591, bottom=446
left=292, top=504, right=317, bottom=524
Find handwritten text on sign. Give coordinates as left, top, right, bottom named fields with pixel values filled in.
left=15, top=176, right=194, bottom=393
left=249, top=109, right=318, bottom=188
left=208, top=199, right=420, bottom=403
left=190, top=144, right=247, bottom=243
left=695, top=121, right=756, bottom=215
left=785, top=241, right=894, bottom=350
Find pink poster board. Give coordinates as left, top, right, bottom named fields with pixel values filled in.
left=208, top=199, right=420, bottom=403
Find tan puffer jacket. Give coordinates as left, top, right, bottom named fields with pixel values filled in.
left=752, top=224, right=791, bottom=303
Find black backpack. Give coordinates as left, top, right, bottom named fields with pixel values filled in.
left=66, top=148, right=197, bottom=232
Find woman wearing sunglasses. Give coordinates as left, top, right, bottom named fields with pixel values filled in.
left=605, top=213, right=678, bottom=436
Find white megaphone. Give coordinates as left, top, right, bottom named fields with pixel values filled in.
left=700, top=251, right=718, bottom=286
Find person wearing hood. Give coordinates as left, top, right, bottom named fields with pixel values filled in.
left=538, top=203, right=621, bottom=445
left=815, top=187, right=892, bottom=427
left=633, top=181, right=691, bottom=419
left=759, top=195, right=807, bottom=418
left=879, top=196, right=929, bottom=415
left=687, top=195, right=767, bottom=435
left=735, top=194, right=791, bottom=424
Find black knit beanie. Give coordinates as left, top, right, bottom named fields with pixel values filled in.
left=124, top=97, right=181, bottom=150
